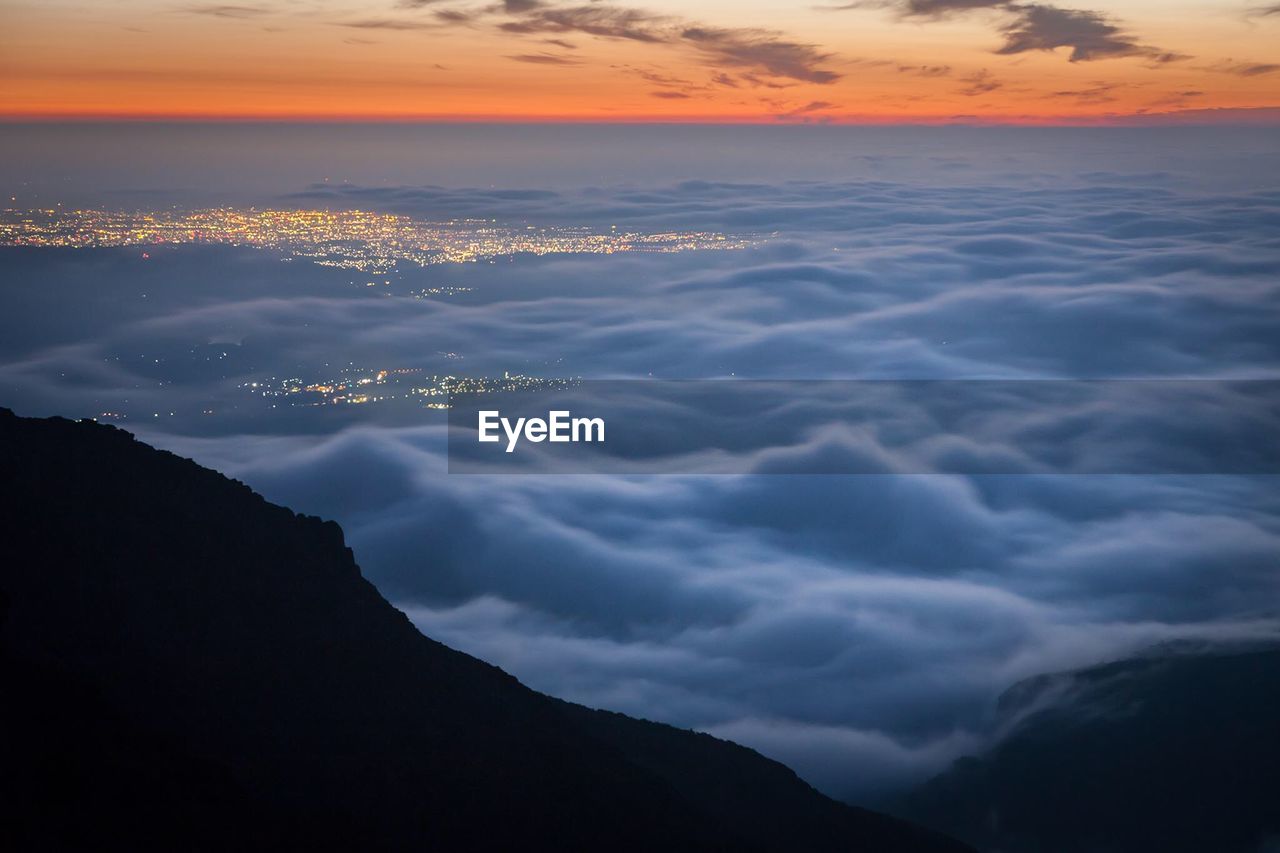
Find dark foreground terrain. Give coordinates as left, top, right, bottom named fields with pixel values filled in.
left=0, top=408, right=970, bottom=852
left=899, top=644, right=1280, bottom=852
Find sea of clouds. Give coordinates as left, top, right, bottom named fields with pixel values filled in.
left=2, top=126, right=1278, bottom=802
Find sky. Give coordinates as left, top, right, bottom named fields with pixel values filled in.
left=3, top=0, right=1280, bottom=122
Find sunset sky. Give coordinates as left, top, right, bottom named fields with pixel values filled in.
left=3, top=0, right=1279, bottom=122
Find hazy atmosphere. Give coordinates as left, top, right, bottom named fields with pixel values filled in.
left=4, top=123, right=1278, bottom=804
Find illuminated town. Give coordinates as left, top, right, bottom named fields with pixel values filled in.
left=244, top=367, right=576, bottom=410
left=0, top=207, right=758, bottom=272
left=91, top=368, right=575, bottom=423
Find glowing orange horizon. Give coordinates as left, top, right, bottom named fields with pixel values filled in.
left=3, top=0, right=1278, bottom=125
left=5, top=110, right=1280, bottom=126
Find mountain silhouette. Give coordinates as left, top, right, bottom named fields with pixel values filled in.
left=898, top=644, right=1280, bottom=852
left=0, top=408, right=971, bottom=853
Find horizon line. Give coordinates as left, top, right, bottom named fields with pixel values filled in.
left=3, top=106, right=1280, bottom=128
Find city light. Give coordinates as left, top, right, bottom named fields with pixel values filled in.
left=0, top=207, right=760, bottom=272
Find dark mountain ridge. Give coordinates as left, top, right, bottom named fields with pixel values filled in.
left=0, top=408, right=970, bottom=852
left=897, top=643, right=1280, bottom=852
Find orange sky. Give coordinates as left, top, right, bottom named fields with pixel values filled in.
left=2, top=0, right=1279, bottom=122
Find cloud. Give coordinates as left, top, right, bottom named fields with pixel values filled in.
left=899, top=64, right=952, bottom=77
left=1145, top=90, right=1204, bottom=109
left=1046, top=82, right=1118, bottom=103
left=507, top=53, right=579, bottom=64
left=428, top=1, right=844, bottom=85
left=846, top=0, right=1183, bottom=65
left=621, top=67, right=703, bottom=91
left=776, top=100, right=839, bottom=120
left=679, top=27, right=841, bottom=84
left=738, top=73, right=796, bottom=90
left=996, top=4, right=1181, bottom=63
left=433, top=8, right=477, bottom=23
left=956, top=69, right=1001, bottom=95
left=650, top=90, right=692, bottom=99
left=339, top=18, right=437, bottom=30
left=1204, top=59, right=1280, bottom=77
left=5, top=139, right=1280, bottom=803
left=789, top=100, right=837, bottom=113
left=168, top=418, right=1280, bottom=801
left=183, top=4, right=270, bottom=18
left=497, top=5, right=668, bottom=42
left=892, top=0, right=1007, bottom=16
left=822, top=0, right=1003, bottom=15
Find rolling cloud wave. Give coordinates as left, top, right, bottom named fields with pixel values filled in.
left=3, top=138, right=1279, bottom=801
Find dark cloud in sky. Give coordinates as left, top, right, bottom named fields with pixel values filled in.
left=507, top=53, right=579, bottom=64
left=183, top=4, right=271, bottom=17
left=680, top=27, right=841, bottom=84
left=779, top=100, right=838, bottom=115
left=339, top=18, right=438, bottom=30
left=621, top=66, right=704, bottom=91
left=497, top=5, right=668, bottom=42
left=956, top=68, right=1001, bottom=95
left=1204, top=60, right=1280, bottom=77
left=433, top=8, right=477, bottom=23
left=841, top=0, right=1184, bottom=65
left=428, top=1, right=845, bottom=84
left=1047, top=82, right=1117, bottom=103
left=1145, top=90, right=1203, bottom=109
left=892, top=0, right=1006, bottom=16
left=996, top=4, right=1182, bottom=63
left=899, top=64, right=952, bottom=77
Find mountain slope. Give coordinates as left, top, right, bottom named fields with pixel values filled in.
left=897, top=646, right=1280, bottom=853
left=0, top=408, right=970, bottom=853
